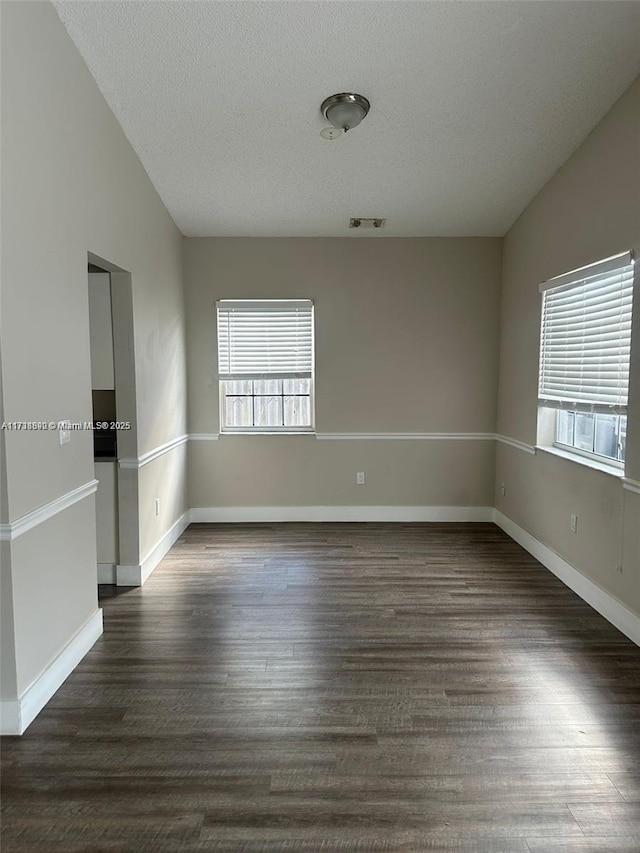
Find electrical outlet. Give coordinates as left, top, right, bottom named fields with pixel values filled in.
left=356, top=472, right=365, bottom=485
left=500, top=482, right=506, bottom=496
left=59, top=420, right=71, bottom=445
left=615, top=564, right=623, bottom=574
left=570, top=513, right=578, bottom=534
left=155, top=498, right=161, bottom=516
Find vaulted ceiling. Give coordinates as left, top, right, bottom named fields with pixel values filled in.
left=54, top=1, right=640, bottom=237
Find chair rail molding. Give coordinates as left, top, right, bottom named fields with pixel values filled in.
left=315, top=432, right=496, bottom=441
left=623, top=478, right=640, bottom=495
left=0, top=480, right=99, bottom=541
left=119, top=434, right=189, bottom=469
left=495, top=434, right=537, bottom=454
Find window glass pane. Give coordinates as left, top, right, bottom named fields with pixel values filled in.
left=224, top=395, right=252, bottom=427
left=254, top=379, right=282, bottom=395
left=284, top=395, right=310, bottom=427
left=254, top=395, right=283, bottom=427
left=619, top=416, right=627, bottom=462
left=574, top=413, right=595, bottom=452
left=556, top=410, right=574, bottom=446
left=283, top=378, right=311, bottom=394
left=552, top=407, right=624, bottom=465
left=594, top=414, right=617, bottom=460
left=224, top=379, right=252, bottom=395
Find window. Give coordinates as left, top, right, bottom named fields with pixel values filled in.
left=216, top=299, right=314, bottom=432
left=538, top=251, right=634, bottom=467
left=555, top=410, right=626, bottom=464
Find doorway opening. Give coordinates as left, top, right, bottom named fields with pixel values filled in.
left=87, top=253, right=139, bottom=586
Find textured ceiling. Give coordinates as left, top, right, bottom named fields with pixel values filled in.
left=54, top=1, right=640, bottom=237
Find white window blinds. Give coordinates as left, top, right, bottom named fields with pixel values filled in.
left=538, top=252, right=634, bottom=414
left=217, top=300, right=314, bottom=379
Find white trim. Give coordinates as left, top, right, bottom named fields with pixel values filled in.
left=217, top=298, right=313, bottom=313
left=187, top=433, right=532, bottom=450
left=0, top=702, right=21, bottom=735
left=493, top=510, right=640, bottom=647
left=221, top=429, right=314, bottom=436
left=315, top=432, right=495, bottom=441
left=190, top=432, right=495, bottom=442
left=190, top=506, right=494, bottom=523
left=539, top=250, right=633, bottom=292
left=118, top=460, right=138, bottom=469
left=495, top=434, right=536, bottom=455
left=623, top=478, right=640, bottom=495
left=0, top=610, right=103, bottom=735
left=537, top=444, right=624, bottom=478
left=0, top=480, right=98, bottom=541
left=115, top=564, right=143, bottom=586
left=97, top=563, right=117, bottom=584
left=118, top=434, right=188, bottom=469
left=116, top=511, right=190, bottom=586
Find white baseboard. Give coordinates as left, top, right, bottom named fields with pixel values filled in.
left=0, top=701, right=21, bottom=736
left=494, top=510, right=640, bottom=647
left=116, top=511, right=190, bottom=586
left=116, top=563, right=143, bottom=586
left=190, top=506, right=494, bottom=523
left=0, top=609, right=103, bottom=735
left=97, top=563, right=116, bottom=584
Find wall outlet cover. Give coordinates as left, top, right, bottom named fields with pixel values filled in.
left=59, top=420, right=71, bottom=445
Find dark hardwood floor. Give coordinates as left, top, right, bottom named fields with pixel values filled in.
left=2, top=522, right=640, bottom=852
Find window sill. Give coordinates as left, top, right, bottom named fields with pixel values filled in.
left=535, top=444, right=624, bottom=478
left=220, top=431, right=315, bottom=436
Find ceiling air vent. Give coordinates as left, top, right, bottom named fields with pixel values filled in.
left=349, top=218, right=386, bottom=229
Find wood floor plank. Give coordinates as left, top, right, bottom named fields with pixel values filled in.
left=608, top=771, right=640, bottom=802
left=526, top=839, right=640, bottom=853
left=268, top=769, right=623, bottom=803
left=567, top=801, right=640, bottom=836
left=2, top=521, right=639, bottom=851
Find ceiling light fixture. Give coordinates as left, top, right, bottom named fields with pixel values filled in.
left=320, top=93, right=370, bottom=140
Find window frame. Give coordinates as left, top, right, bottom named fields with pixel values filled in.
left=219, top=376, right=315, bottom=435
left=216, top=299, right=315, bottom=435
left=553, top=409, right=625, bottom=470
left=537, top=251, right=634, bottom=472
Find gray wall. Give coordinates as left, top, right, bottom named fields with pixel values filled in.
left=185, top=237, right=503, bottom=509
left=495, top=77, right=640, bottom=615
left=1, top=1, right=188, bottom=698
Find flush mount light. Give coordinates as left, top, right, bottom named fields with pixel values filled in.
left=320, top=93, right=370, bottom=139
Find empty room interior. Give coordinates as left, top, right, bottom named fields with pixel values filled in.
left=1, top=0, right=640, bottom=850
